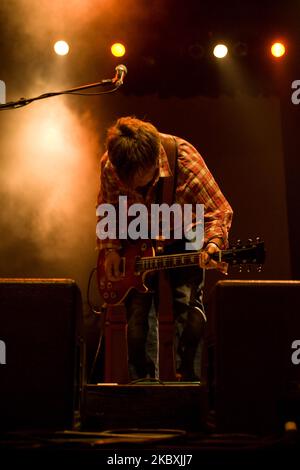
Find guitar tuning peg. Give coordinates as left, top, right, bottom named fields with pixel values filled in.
left=256, top=236, right=261, bottom=243
left=236, top=239, right=241, bottom=247
left=239, top=264, right=243, bottom=273
left=248, top=238, right=253, bottom=244
left=246, top=264, right=251, bottom=273
left=257, top=264, right=262, bottom=273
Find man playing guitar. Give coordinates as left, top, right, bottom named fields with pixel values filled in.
left=96, top=116, right=233, bottom=381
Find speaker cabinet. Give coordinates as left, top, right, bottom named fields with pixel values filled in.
left=0, top=278, right=84, bottom=431
left=209, top=280, right=300, bottom=434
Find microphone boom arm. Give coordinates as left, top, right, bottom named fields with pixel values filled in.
left=0, top=64, right=127, bottom=110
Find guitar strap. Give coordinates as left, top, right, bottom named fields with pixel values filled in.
left=155, top=134, right=178, bottom=252
left=156, top=134, right=179, bottom=379
left=159, top=134, right=178, bottom=207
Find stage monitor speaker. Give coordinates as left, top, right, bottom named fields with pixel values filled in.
left=209, top=280, right=300, bottom=434
left=0, top=278, right=84, bottom=431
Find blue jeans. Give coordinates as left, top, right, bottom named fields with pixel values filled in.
left=124, top=250, right=206, bottom=381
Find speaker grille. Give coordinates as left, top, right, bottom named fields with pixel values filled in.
left=210, top=280, right=300, bottom=434
left=0, top=278, right=83, bottom=431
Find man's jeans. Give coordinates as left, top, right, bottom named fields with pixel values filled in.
left=124, top=250, right=206, bottom=381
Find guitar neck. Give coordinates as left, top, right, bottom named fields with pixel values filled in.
left=135, top=242, right=264, bottom=272
left=136, top=251, right=215, bottom=272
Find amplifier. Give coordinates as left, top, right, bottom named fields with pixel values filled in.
left=0, top=278, right=84, bottom=431
left=209, top=280, right=300, bottom=434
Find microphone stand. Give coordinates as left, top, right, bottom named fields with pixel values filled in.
left=0, top=65, right=125, bottom=111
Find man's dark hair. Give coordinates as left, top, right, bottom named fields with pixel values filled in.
left=106, top=116, right=160, bottom=184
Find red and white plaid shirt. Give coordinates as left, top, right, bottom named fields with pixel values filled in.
left=96, top=134, right=233, bottom=251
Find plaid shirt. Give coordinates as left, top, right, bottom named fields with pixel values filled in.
left=96, top=134, right=233, bottom=251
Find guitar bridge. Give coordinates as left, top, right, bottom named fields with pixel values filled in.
left=134, top=256, right=141, bottom=276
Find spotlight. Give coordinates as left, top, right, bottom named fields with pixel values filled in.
left=54, top=40, right=70, bottom=56
left=213, top=44, right=228, bottom=59
left=271, top=42, right=286, bottom=58
left=111, top=43, right=126, bottom=58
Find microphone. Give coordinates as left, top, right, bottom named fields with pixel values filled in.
left=114, top=64, right=127, bottom=86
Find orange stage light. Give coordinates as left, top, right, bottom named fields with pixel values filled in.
left=111, top=43, right=126, bottom=58
left=271, top=42, right=286, bottom=58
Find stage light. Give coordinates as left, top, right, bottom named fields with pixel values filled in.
left=54, top=40, right=70, bottom=56
left=111, top=43, right=126, bottom=58
left=271, top=42, right=286, bottom=58
left=213, top=44, right=228, bottom=59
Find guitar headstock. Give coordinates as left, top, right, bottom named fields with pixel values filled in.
left=214, top=237, right=266, bottom=272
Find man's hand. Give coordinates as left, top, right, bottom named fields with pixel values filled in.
left=199, top=241, right=228, bottom=274
left=104, top=249, right=122, bottom=281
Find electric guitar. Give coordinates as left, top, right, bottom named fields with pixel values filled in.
left=97, top=238, right=265, bottom=306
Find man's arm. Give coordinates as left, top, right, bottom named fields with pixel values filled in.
left=96, top=153, right=124, bottom=280
left=96, top=152, right=123, bottom=252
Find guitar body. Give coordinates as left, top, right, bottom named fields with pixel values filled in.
left=97, top=239, right=155, bottom=306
